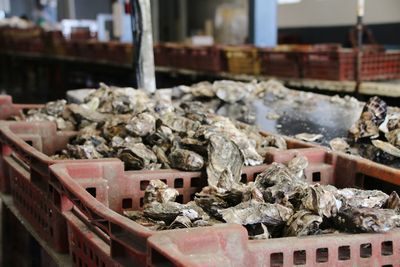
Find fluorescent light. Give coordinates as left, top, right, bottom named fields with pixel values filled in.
left=278, top=0, right=301, bottom=4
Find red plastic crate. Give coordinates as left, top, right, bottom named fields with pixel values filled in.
left=302, top=50, right=355, bottom=81
left=0, top=95, right=43, bottom=120
left=148, top=224, right=400, bottom=267
left=65, top=41, right=80, bottom=58
left=43, top=30, right=66, bottom=56
left=0, top=97, right=43, bottom=194
left=0, top=120, right=310, bottom=258
left=302, top=50, right=400, bottom=81
left=5, top=154, right=69, bottom=253
left=156, top=43, right=222, bottom=72
left=0, top=121, right=122, bottom=254
left=186, top=45, right=223, bottom=72
left=260, top=50, right=301, bottom=78
left=165, top=44, right=188, bottom=69
left=223, top=46, right=261, bottom=75
left=64, top=210, right=122, bottom=267
left=49, top=145, right=400, bottom=267
left=154, top=44, right=167, bottom=66
left=107, top=42, right=134, bottom=64
left=0, top=122, right=75, bottom=253
left=0, top=119, right=312, bottom=194
left=145, top=150, right=400, bottom=266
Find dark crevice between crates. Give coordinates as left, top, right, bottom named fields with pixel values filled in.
left=176, top=195, right=183, bottom=204
left=240, top=173, right=247, bottom=183
left=110, top=224, right=147, bottom=253
left=362, top=175, right=400, bottom=194
left=190, top=177, right=204, bottom=188
left=151, top=249, right=175, bottom=267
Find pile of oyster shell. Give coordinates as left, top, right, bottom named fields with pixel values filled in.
left=15, top=82, right=287, bottom=171
left=344, top=96, right=400, bottom=162
left=126, top=154, right=400, bottom=239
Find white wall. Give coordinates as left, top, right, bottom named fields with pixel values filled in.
left=278, top=0, right=400, bottom=28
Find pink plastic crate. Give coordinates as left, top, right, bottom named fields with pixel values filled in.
left=48, top=145, right=400, bottom=267
left=148, top=224, right=400, bottom=267
left=0, top=95, right=43, bottom=120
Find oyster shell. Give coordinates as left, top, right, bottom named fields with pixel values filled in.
left=118, top=143, right=157, bottom=170
left=349, top=96, right=387, bottom=141
left=371, top=140, right=400, bottom=157
left=284, top=210, right=323, bottom=237
left=386, top=129, right=400, bottom=148
left=363, top=96, right=387, bottom=125
left=384, top=191, right=400, bottom=213
left=125, top=112, right=156, bottom=137
left=288, top=156, right=308, bottom=180
left=152, top=146, right=171, bottom=168
left=300, top=185, right=339, bottom=218
left=329, top=138, right=350, bottom=152
left=168, top=148, right=204, bottom=171
left=143, top=201, right=187, bottom=224
left=45, top=100, right=67, bottom=116
left=219, top=200, right=293, bottom=227
left=204, top=116, right=263, bottom=166
left=194, top=191, right=230, bottom=219
left=206, top=135, right=244, bottom=192
left=255, top=162, right=304, bottom=189
left=257, top=135, right=287, bottom=157
left=190, top=82, right=215, bottom=98
left=295, top=133, right=323, bottom=142
left=143, top=180, right=179, bottom=205
left=245, top=223, right=270, bottom=240
left=66, top=142, right=103, bottom=159
left=160, top=112, right=200, bottom=133
left=214, top=80, right=255, bottom=103
left=335, top=207, right=400, bottom=233
left=168, top=215, right=193, bottom=229
left=335, top=188, right=388, bottom=209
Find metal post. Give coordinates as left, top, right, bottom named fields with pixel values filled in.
left=67, top=0, right=76, bottom=19
left=355, top=0, right=364, bottom=94
left=177, top=0, right=187, bottom=42
left=249, top=0, right=277, bottom=48
left=131, top=0, right=156, bottom=93
left=151, top=0, right=159, bottom=43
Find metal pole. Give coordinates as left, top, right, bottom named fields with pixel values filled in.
left=355, top=0, right=364, bottom=94
left=131, top=0, right=156, bottom=93
left=67, top=0, right=76, bottom=20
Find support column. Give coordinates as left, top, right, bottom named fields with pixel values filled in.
left=67, top=0, right=76, bottom=19
left=249, top=0, right=277, bottom=48
left=151, top=0, right=159, bottom=43
left=177, top=0, right=187, bottom=42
